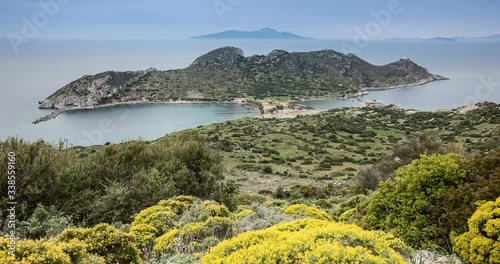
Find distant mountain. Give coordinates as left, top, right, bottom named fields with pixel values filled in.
left=425, top=37, right=458, bottom=42
left=384, top=37, right=457, bottom=42
left=455, top=34, right=500, bottom=41
left=191, top=28, right=312, bottom=40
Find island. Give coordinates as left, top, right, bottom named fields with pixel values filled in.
left=385, top=34, right=500, bottom=42
left=35, top=46, right=447, bottom=123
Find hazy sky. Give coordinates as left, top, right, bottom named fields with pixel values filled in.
left=1, top=0, right=500, bottom=40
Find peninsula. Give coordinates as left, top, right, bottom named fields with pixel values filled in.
left=35, top=47, right=446, bottom=123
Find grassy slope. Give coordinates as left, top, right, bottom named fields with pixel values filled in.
left=191, top=103, right=499, bottom=195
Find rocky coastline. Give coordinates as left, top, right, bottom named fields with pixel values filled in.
left=32, top=75, right=446, bottom=124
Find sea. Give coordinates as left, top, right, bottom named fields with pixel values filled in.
left=0, top=39, right=499, bottom=146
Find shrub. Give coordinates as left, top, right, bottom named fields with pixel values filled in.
left=18, top=204, right=72, bottom=239
left=58, top=239, right=106, bottom=264
left=339, top=208, right=357, bottom=222
left=154, top=217, right=233, bottom=255
left=392, top=131, right=447, bottom=163
left=55, top=223, right=140, bottom=264
left=442, top=149, right=500, bottom=235
left=233, top=209, right=255, bottom=220
left=178, top=201, right=214, bottom=224
left=171, top=195, right=195, bottom=204
left=263, top=165, right=273, bottom=174
left=364, top=154, right=466, bottom=248
left=200, top=201, right=230, bottom=218
left=314, top=199, right=333, bottom=209
left=333, top=194, right=370, bottom=224
left=202, top=219, right=409, bottom=263
left=153, top=229, right=179, bottom=254
left=144, top=253, right=196, bottom=264
left=157, top=198, right=192, bottom=215
left=283, top=204, right=333, bottom=221
left=452, top=196, right=500, bottom=264
left=289, top=184, right=327, bottom=199
left=130, top=205, right=176, bottom=236
left=354, top=131, right=456, bottom=193
left=129, top=223, right=157, bottom=247
left=235, top=194, right=267, bottom=206
left=0, top=132, right=235, bottom=227
left=0, top=237, right=71, bottom=264
left=234, top=204, right=298, bottom=233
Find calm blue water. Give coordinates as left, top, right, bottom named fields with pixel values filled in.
left=0, top=39, right=499, bottom=145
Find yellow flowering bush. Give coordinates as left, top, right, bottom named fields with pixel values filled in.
left=57, top=238, right=105, bottom=263
left=157, top=195, right=195, bottom=215
left=451, top=196, right=500, bottom=263
left=55, top=223, right=140, bottom=264
left=153, top=228, right=179, bottom=253
left=202, top=219, right=409, bottom=264
left=0, top=235, right=107, bottom=264
left=0, top=237, right=71, bottom=264
left=283, top=204, right=333, bottom=221
left=130, top=196, right=197, bottom=248
left=172, top=195, right=195, bottom=204
left=339, top=207, right=357, bottom=222
left=130, top=205, right=176, bottom=235
left=201, top=201, right=230, bottom=218
left=129, top=223, right=158, bottom=247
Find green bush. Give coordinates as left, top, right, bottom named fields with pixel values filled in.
left=0, top=132, right=235, bottom=227
left=364, top=153, right=466, bottom=248
left=18, top=204, right=72, bottom=239
left=451, top=196, right=500, bottom=264
left=442, top=149, right=500, bottom=235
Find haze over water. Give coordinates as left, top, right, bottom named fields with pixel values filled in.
left=0, top=39, right=499, bottom=146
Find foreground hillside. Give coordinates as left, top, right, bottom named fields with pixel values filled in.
left=1, top=102, right=499, bottom=263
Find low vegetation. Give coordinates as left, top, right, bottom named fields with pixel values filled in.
left=0, top=102, right=499, bottom=263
